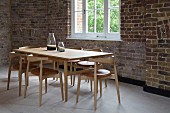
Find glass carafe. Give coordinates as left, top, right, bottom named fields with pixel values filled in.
left=47, top=33, right=56, bottom=50
left=58, top=42, right=65, bottom=52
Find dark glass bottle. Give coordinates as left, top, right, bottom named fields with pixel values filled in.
left=47, top=33, right=56, bottom=50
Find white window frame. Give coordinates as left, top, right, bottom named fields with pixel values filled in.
left=70, top=0, right=121, bottom=41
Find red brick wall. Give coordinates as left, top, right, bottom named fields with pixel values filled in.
left=145, top=0, right=170, bottom=90
left=119, top=0, right=146, bottom=80
left=47, top=0, right=70, bottom=44
left=121, top=0, right=146, bottom=42
left=11, top=0, right=48, bottom=49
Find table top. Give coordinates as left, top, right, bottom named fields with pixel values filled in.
left=14, top=47, right=113, bottom=61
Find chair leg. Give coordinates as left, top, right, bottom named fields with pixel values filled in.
left=70, top=62, right=73, bottom=85
left=115, top=78, right=120, bottom=103
left=59, top=72, right=64, bottom=101
left=73, top=75, right=76, bottom=86
left=70, top=75, right=73, bottom=85
left=105, top=79, right=107, bottom=87
left=39, top=79, right=42, bottom=106
left=94, top=79, right=98, bottom=110
left=90, top=80, right=92, bottom=92
left=7, top=66, right=11, bottom=90
left=97, top=80, right=98, bottom=93
left=73, top=65, right=76, bottom=86
left=56, top=77, right=58, bottom=81
left=114, top=61, right=120, bottom=103
left=76, top=75, right=81, bottom=103
left=24, top=72, right=26, bottom=85
left=18, top=72, right=22, bottom=96
left=53, top=77, right=55, bottom=80
left=24, top=76, right=28, bottom=98
left=56, top=62, right=60, bottom=81
left=53, top=61, right=56, bottom=80
left=24, top=71, right=29, bottom=86
left=45, top=78, right=47, bottom=93
left=24, top=62, right=30, bottom=98
left=100, top=80, right=102, bottom=97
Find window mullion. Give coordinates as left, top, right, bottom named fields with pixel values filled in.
left=71, top=0, right=74, bottom=35
left=83, top=0, right=87, bottom=34
left=104, top=0, right=109, bottom=35
left=94, top=0, right=96, bottom=33
left=118, top=0, right=121, bottom=34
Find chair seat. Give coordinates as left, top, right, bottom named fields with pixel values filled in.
left=12, top=63, right=26, bottom=70
left=77, top=61, right=95, bottom=67
left=59, top=65, right=83, bottom=71
left=68, top=59, right=80, bottom=63
left=31, top=68, right=58, bottom=76
left=82, top=69, right=111, bottom=78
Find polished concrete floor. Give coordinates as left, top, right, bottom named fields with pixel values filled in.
left=0, top=65, right=170, bottom=113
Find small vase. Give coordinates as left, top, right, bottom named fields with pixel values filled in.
left=58, top=42, right=65, bottom=52
left=47, top=33, right=56, bottom=50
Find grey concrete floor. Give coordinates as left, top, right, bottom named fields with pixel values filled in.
left=0, top=65, right=170, bottom=113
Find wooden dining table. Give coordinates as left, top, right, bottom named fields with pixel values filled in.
left=14, top=47, right=113, bottom=101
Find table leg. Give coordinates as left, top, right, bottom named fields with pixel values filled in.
left=53, top=61, right=56, bottom=80
left=94, top=62, right=98, bottom=110
left=64, top=61, right=68, bottom=102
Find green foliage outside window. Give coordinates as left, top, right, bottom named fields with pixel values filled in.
left=88, top=0, right=119, bottom=33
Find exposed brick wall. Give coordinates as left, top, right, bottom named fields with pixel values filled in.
left=145, top=0, right=170, bottom=90
left=47, top=0, right=70, bottom=44
left=121, top=0, right=146, bottom=42
left=120, top=0, right=146, bottom=81
left=0, top=0, right=11, bottom=65
left=118, top=42, right=146, bottom=80
left=11, top=0, right=48, bottom=49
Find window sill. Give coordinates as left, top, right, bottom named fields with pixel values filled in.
left=67, top=37, right=122, bottom=42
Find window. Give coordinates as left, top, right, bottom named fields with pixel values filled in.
left=71, top=0, right=120, bottom=41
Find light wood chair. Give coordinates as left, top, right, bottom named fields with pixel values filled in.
left=7, top=52, right=37, bottom=96
left=76, top=56, right=120, bottom=110
left=24, top=56, right=64, bottom=106
left=76, top=49, right=105, bottom=91
left=77, top=49, right=103, bottom=67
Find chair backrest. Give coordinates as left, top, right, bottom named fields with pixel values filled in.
left=9, top=52, right=27, bottom=63
left=89, top=56, right=117, bottom=79
left=89, top=56, right=115, bottom=64
left=27, top=56, right=48, bottom=63
left=26, top=56, right=49, bottom=79
left=8, top=52, right=28, bottom=72
left=81, top=49, right=103, bottom=61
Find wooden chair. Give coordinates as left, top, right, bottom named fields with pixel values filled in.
left=24, top=56, right=64, bottom=106
left=19, top=46, right=56, bottom=81
left=76, top=49, right=105, bottom=91
left=76, top=56, right=120, bottom=110
left=7, top=52, right=37, bottom=96
left=77, top=49, right=103, bottom=67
